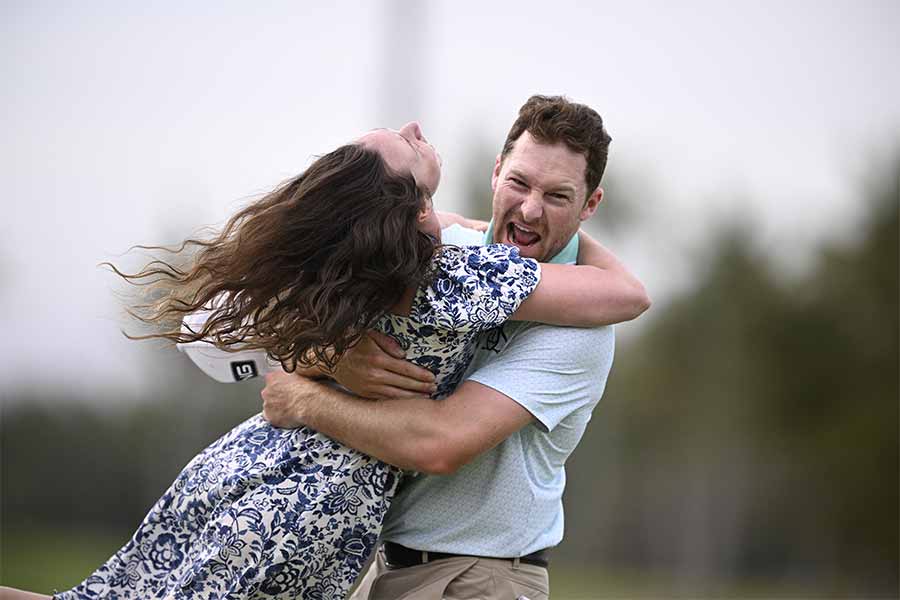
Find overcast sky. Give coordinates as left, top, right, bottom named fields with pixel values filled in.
left=3, top=0, right=898, bottom=396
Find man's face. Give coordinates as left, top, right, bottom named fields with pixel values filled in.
left=490, top=131, right=602, bottom=261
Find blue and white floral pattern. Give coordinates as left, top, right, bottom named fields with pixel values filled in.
left=57, top=244, right=539, bottom=600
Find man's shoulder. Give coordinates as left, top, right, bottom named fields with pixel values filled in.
left=441, top=223, right=485, bottom=246
left=498, top=320, right=614, bottom=353
left=468, top=322, right=615, bottom=432
left=471, top=321, right=615, bottom=379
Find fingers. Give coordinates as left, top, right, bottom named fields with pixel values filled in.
left=366, top=330, right=406, bottom=359
left=366, top=330, right=436, bottom=384
left=385, top=359, right=436, bottom=384
left=332, top=330, right=437, bottom=398
left=367, top=386, right=432, bottom=401
left=369, top=368, right=436, bottom=393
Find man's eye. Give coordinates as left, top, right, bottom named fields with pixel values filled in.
left=509, top=178, right=526, bottom=187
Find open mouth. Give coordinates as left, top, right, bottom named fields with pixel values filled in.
left=507, top=223, right=541, bottom=247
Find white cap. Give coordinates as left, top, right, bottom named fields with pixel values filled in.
left=177, top=309, right=278, bottom=383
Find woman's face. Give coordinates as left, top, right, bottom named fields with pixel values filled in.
left=357, top=122, right=442, bottom=197
left=357, top=121, right=442, bottom=240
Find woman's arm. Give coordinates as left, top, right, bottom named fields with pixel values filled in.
left=511, top=231, right=651, bottom=326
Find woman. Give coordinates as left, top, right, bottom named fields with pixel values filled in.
left=5, top=122, right=647, bottom=600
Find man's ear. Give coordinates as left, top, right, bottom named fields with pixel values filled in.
left=491, top=154, right=502, bottom=194
left=580, top=186, right=603, bottom=221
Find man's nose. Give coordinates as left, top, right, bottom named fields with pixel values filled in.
left=399, top=121, right=424, bottom=141
left=520, top=191, right=543, bottom=222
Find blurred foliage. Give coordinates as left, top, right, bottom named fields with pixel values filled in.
left=2, top=150, right=897, bottom=597
left=563, top=148, right=899, bottom=596
left=2, top=364, right=262, bottom=534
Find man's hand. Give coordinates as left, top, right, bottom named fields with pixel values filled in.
left=261, top=371, right=322, bottom=428
left=332, top=331, right=436, bottom=399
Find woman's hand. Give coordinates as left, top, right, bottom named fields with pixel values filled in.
left=332, top=331, right=436, bottom=399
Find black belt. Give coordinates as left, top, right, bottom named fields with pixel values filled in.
left=383, top=541, right=549, bottom=569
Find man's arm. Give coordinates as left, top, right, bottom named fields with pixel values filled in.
left=511, top=262, right=650, bottom=327
left=262, top=373, right=531, bottom=474
left=509, top=229, right=650, bottom=327
left=263, top=323, right=615, bottom=472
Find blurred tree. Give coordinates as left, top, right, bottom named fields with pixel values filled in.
left=563, top=147, right=899, bottom=595
left=2, top=365, right=261, bottom=533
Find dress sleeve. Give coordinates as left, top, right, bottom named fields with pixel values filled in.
left=414, top=244, right=541, bottom=332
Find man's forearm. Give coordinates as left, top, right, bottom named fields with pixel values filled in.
left=295, top=382, right=450, bottom=472
left=263, top=373, right=534, bottom=474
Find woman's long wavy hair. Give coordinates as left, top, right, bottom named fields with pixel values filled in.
left=110, top=144, right=436, bottom=371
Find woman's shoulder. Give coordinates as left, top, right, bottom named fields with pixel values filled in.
left=430, top=243, right=539, bottom=290
left=431, top=243, right=529, bottom=273
left=412, top=243, right=541, bottom=332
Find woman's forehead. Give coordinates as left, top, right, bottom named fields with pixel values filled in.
left=357, top=128, right=412, bottom=147
left=357, top=130, right=416, bottom=171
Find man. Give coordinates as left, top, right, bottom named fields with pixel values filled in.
left=262, top=95, right=650, bottom=599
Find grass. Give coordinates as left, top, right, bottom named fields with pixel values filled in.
left=548, top=565, right=820, bottom=599
left=2, top=528, right=828, bottom=599
left=1, top=527, right=129, bottom=594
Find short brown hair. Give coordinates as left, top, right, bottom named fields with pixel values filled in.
left=500, top=95, right=612, bottom=199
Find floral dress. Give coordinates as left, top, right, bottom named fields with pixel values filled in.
left=56, top=244, right=540, bottom=600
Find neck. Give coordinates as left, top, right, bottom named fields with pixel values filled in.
left=390, top=285, right=417, bottom=316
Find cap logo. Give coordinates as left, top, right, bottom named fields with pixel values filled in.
left=231, top=360, right=259, bottom=381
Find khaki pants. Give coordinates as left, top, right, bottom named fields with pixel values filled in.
left=348, top=547, right=549, bottom=600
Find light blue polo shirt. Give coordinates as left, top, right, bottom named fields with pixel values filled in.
left=380, top=223, right=616, bottom=556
